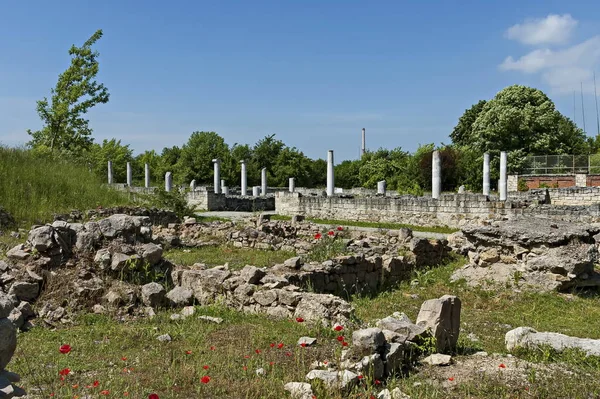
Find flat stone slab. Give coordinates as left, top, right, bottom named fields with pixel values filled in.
left=506, top=327, right=600, bottom=357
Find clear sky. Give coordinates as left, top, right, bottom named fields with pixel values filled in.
left=1, top=1, right=600, bottom=161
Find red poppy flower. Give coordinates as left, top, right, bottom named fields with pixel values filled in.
left=203, top=365, right=209, bottom=370
left=93, top=381, right=99, bottom=387
left=72, top=385, right=79, bottom=389
left=448, top=377, right=455, bottom=381
left=121, top=357, right=127, bottom=361
left=244, top=355, right=250, bottom=359
left=375, top=379, right=381, bottom=385
left=270, top=343, right=275, bottom=348
left=499, top=363, right=506, bottom=368
left=333, top=325, right=343, bottom=331
left=201, top=376, right=211, bottom=384
left=210, top=346, right=215, bottom=351
left=148, top=394, right=159, bottom=399
left=59, top=344, right=72, bottom=354
left=328, top=231, right=334, bottom=236
left=336, top=336, right=344, bottom=342
left=243, top=366, right=248, bottom=370
left=285, top=352, right=292, bottom=356
left=100, top=390, right=109, bottom=395
left=342, top=341, right=348, bottom=346
left=269, top=361, right=274, bottom=366
left=59, top=376, right=65, bottom=381
left=337, top=226, right=343, bottom=231
left=323, top=361, right=328, bottom=365
left=123, top=393, right=129, bottom=397
left=255, top=349, right=261, bottom=354
left=300, top=343, right=307, bottom=347
left=296, top=317, right=304, bottom=323
left=59, top=368, right=70, bottom=376
left=314, top=233, right=322, bottom=240
left=357, top=375, right=363, bottom=379
left=185, top=350, right=192, bottom=355
left=277, top=343, right=284, bottom=349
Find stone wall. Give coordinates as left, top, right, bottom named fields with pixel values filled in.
left=186, top=189, right=275, bottom=212
left=275, top=191, right=600, bottom=228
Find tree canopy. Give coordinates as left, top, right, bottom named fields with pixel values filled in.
left=28, top=30, right=109, bottom=156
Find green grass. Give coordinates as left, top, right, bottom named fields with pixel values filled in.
left=270, top=215, right=457, bottom=234
left=0, top=147, right=131, bottom=228
left=164, top=245, right=296, bottom=270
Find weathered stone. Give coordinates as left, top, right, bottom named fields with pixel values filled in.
left=506, top=327, right=600, bottom=357
left=92, top=304, right=106, bottom=314
left=253, top=290, right=278, bottom=306
left=141, top=243, right=163, bottom=265
left=297, top=337, right=317, bottom=347
left=416, top=295, right=461, bottom=353
left=283, top=382, right=313, bottom=399
left=94, top=248, right=111, bottom=269
left=6, top=245, right=29, bottom=261
left=284, top=257, right=303, bottom=269
left=352, top=328, right=385, bottom=355
left=8, top=282, right=39, bottom=303
left=110, top=252, right=131, bottom=271
left=0, top=261, right=8, bottom=272
left=0, top=294, right=14, bottom=319
left=105, top=282, right=137, bottom=307
left=422, top=353, right=452, bottom=366
left=16, top=302, right=34, bottom=320
left=8, top=308, right=24, bottom=329
left=240, top=266, right=266, bottom=284
left=384, top=342, right=405, bottom=374
left=358, top=353, right=385, bottom=380
left=198, top=315, right=223, bottom=324
left=305, top=369, right=358, bottom=390
left=27, top=225, right=55, bottom=252
left=376, top=314, right=428, bottom=342
left=141, top=282, right=166, bottom=308
left=181, top=306, right=196, bottom=318
left=0, top=318, right=17, bottom=370
left=166, top=286, right=194, bottom=307
left=479, top=248, right=500, bottom=264
left=157, top=334, right=172, bottom=342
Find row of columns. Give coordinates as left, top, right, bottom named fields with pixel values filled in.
left=431, top=150, right=507, bottom=200
left=108, top=161, right=154, bottom=189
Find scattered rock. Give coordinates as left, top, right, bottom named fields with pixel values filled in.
left=283, top=382, right=314, bottom=399
left=422, top=353, right=452, bottom=366
left=506, top=327, right=600, bottom=357
left=240, top=266, right=266, bottom=284
left=166, top=287, right=194, bottom=307
left=352, top=328, right=385, bottom=356
left=7, top=282, right=39, bottom=303
left=198, top=315, right=223, bottom=324
left=141, top=283, right=166, bottom=308
left=157, top=334, right=172, bottom=342
left=297, top=337, right=317, bottom=347
left=416, top=295, right=461, bottom=353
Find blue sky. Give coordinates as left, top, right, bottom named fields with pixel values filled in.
left=1, top=1, right=600, bottom=161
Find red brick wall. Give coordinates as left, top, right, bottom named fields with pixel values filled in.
left=520, top=176, right=575, bottom=189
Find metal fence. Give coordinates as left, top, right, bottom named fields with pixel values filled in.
left=522, top=155, right=600, bottom=174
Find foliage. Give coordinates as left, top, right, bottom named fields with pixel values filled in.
left=0, top=146, right=130, bottom=227
left=85, top=139, right=133, bottom=184
left=27, top=30, right=109, bottom=156
left=164, top=245, right=296, bottom=270
left=151, top=188, right=194, bottom=219
left=517, top=178, right=529, bottom=192
left=450, top=100, right=487, bottom=146
left=175, top=132, right=230, bottom=185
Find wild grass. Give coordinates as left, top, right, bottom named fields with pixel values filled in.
left=270, top=215, right=457, bottom=234
left=164, top=245, right=296, bottom=270
left=0, top=146, right=131, bottom=227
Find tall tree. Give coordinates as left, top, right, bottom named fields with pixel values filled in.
left=28, top=30, right=109, bottom=156
left=175, top=131, right=230, bottom=184
left=450, top=100, right=487, bottom=146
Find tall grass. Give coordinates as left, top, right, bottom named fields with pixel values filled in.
left=0, top=146, right=131, bottom=227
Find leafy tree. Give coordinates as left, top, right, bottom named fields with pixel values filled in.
left=271, top=147, right=314, bottom=187
left=335, top=160, right=361, bottom=189
left=222, top=144, right=254, bottom=187
left=252, top=134, right=285, bottom=175
left=175, top=132, right=230, bottom=184
left=134, top=150, right=161, bottom=185
left=28, top=30, right=109, bottom=156
left=156, top=146, right=181, bottom=184
left=86, top=138, right=133, bottom=183
left=450, top=100, right=486, bottom=146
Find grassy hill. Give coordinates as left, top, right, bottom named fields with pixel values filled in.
left=0, top=146, right=131, bottom=228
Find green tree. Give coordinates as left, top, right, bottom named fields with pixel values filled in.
left=252, top=134, right=285, bottom=175
left=157, top=146, right=181, bottom=184
left=450, top=100, right=487, bottom=146
left=86, top=138, right=133, bottom=183
left=134, top=150, right=161, bottom=185
left=335, top=160, right=362, bottom=189
left=175, top=132, right=230, bottom=184
left=271, top=147, right=314, bottom=187
left=28, top=30, right=109, bottom=156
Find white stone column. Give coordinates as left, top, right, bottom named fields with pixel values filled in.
left=483, top=153, right=490, bottom=196
left=432, top=150, right=441, bottom=199
left=326, top=150, right=335, bottom=197
left=212, top=159, right=221, bottom=194
left=107, top=161, right=113, bottom=184
left=126, top=162, right=132, bottom=186
left=289, top=177, right=295, bottom=193
left=240, top=160, right=247, bottom=196
left=190, top=179, right=196, bottom=191
left=222, top=186, right=229, bottom=195
left=499, top=151, right=507, bottom=201
left=144, top=163, right=150, bottom=188
left=165, top=172, right=172, bottom=192
left=252, top=186, right=260, bottom=196
left=221, top=179, right=226, bottom=192
left=261, top=168, right=267, bottom=196
left=377, top=180, right=386, bottom=195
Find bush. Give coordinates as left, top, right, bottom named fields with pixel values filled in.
left=151, top=188, right=194, bottom=219
left=517, top=178, right=529, bottom=192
